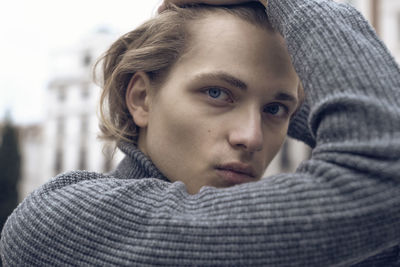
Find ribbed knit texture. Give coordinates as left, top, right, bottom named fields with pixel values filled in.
left=2, top=0, right=400, bottom=266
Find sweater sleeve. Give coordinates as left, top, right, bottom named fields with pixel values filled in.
left=2, top=0, right=400, bottom=266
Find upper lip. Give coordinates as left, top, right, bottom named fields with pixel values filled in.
left=216, top=162, right=256, bottom=178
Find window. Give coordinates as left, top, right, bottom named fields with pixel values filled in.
left=57, top=117, right=64, bottom=136
left=78, top=115, right=89, bottom=170
left=58, top=86, right=66, bottom=102
left=398, top=13, right=400, bottom=43
left=81, top=115, right=88, bottom=135
left=54, top=148, right=63, bottom=174
left=280, top=140, right=291, bottom=171
left=103, top=145, right=114, bottom=172
left=83, top=51, right=92, bottom=67
left=78, top=147, right=87, bottom=170
left=54, top=117, right=65, bottom=174
left=81, top=83, right=90, bottom=99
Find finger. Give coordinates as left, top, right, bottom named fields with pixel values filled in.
left=158, top=3, right=166, bottom=13
left=258, top=0, right=268, bottom=8
left=158, top=0, right=257, bottom=13
left=158, top=0, right=206, bottom=13
left=158, top=0, right=202, bottom=13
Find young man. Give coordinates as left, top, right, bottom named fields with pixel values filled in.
left=1, top=0, right=400, bottom=266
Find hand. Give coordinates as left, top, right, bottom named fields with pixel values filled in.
left=158, top=0, right=261, bottom=13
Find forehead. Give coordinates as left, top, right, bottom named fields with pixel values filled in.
left=166, top=12, right=298, bottom=95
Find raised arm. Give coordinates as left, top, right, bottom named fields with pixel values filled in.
left=158, top=0, right=257, bottom=12
left=2, top=0, right=400, bottom=266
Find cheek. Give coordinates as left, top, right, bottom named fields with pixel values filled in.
left=152, top=102, right=203, bottom=147
left=148, top=108, right=191, bottom=155
left=145, top=100, right=209, bottom=181
left=263, top=124, right=289, bottom=164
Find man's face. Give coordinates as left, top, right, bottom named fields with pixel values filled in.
left=138, top=13, right=299, bottom=194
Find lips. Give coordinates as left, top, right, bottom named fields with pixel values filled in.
left=215, top=162, right=257, bottom=186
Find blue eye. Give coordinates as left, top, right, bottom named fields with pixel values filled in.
left=265, top=104, right=280, bottom=114
left=204, top=87, right=233, bottom=104
left=207, top=88, right=222, bottom=98
left=264, top=103, right=288, bottom=117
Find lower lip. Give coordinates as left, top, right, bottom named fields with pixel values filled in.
left=215, top=169, right=255, bottom=186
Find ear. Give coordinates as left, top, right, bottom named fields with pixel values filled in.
left=125, top=71, right=152, bottom=128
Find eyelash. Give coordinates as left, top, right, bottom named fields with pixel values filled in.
left=204, top=87, right=289, bottom=118
left=205, top=87, right=233, bottom=103
left=263, top=103, right=289, bottom=118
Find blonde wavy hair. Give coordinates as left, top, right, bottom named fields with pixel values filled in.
left=95, top=2, right=294, bottom=146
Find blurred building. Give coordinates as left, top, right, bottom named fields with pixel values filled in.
left=337, top=0, right=400, bottom=62
left=17, top=0, right=400, bottom=199
left=265, top=0, right=400, bottom=176
left=18, top=124, right=42, bottom=198
left=18, top=28, right=123, bottom=200
left=42, top=27, right=123, bottom=183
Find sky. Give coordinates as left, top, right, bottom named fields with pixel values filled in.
left=0, top=0, right=161, bottom=125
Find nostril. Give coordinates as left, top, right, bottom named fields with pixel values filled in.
left=229, top=131, right=263, bottom=153
left=228, top=111, right=264, bottom=152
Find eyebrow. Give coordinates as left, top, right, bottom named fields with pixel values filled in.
left=194, top=71, right=248, bottom=91
left=194, top=71, right=298, bottom=105
left=273, top=92, right=298, bottom=105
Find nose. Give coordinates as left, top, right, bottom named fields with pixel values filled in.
left=228, top=109, right=264, bottom=153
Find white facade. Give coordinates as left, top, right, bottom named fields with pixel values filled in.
left=42, top=28, right=123, bottom=181
left=18, top=28, right=124, bottom=200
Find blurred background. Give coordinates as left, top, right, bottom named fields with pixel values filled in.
left=1, top=0, right=400, bottom=235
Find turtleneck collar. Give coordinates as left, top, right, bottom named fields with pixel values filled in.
left=111, top=141, right=170, bottom=182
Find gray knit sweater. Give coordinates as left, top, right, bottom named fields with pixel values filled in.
left=2, top=0, right=400, bottom=266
